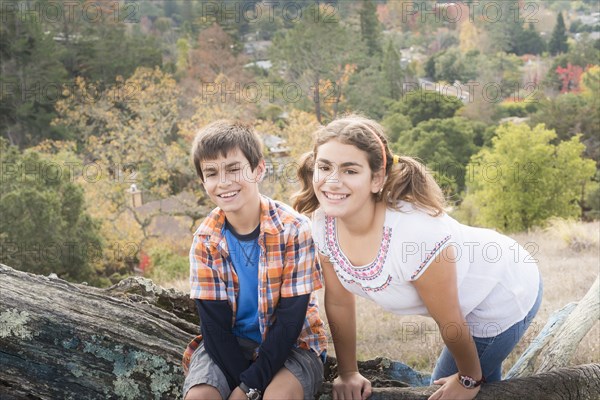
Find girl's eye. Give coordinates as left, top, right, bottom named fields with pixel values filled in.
left=344, top=170, right=357, bottom=175
left=205, top=172, right=216, bottom=178
left=318, top=165, right=330, bottom=171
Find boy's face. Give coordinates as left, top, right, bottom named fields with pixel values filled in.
left=200, top=148, right=265, bottom=215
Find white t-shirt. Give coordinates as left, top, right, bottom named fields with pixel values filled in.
left=312, top=202, right=540, bottom=338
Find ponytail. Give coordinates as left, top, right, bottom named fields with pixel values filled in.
left=383, top=156, right=445, bottom=216
left=292, top=151, right=320, bottom=215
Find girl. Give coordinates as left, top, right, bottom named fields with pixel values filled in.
left=293, top=115, right=542, bottom=400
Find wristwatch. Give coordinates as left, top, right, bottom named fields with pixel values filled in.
left=239, top=382, right=261, bottom=400
left=458, top=374, right=485, bottom=389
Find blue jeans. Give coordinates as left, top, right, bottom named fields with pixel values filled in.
left=431, top=280, right=543, bottom=383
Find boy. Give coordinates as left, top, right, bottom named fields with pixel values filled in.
left=182, top=120, right=327, bottom=400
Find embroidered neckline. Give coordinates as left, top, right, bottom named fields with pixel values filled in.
left=325, top=216, right=392, bottom=291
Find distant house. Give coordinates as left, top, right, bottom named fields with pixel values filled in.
left=575, top=32, right=600, bottom=41
left=244, top=60, right=272, bottom=71
left=576, top=13, right=600, bottom=27
left=243, top=40, right=272, bottom=60
left=262, top=134, right=290, bottom=157
left=499, top=116, right=529, bottom=125
left=128, top=190, right=207, bottom=243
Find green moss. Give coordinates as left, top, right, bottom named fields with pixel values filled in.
left=67, top=362, right=83, bottom=378
left=82, top=336, right=183, bottom=399
left=62, top=336, right=80, bottom=350
left=0, top=309, right=33, bottom=340
left=114, top=377, right=141, bottom=399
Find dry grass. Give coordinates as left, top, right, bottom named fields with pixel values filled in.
left=159, top=221, right=600, bottom=374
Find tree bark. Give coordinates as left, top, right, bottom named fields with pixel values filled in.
left=0, top=264, right=196, bottom=400
left=537, top=276, right=600, bottom=373
left=319, top=363, right=600, bottom=399
left=1, top=265, right=598, bottom=400
left=505, top=302, right=578, bottom=379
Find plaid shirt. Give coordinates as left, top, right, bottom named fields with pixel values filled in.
left=182, top=195, right=327, bottom=373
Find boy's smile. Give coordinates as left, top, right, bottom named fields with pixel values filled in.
left=201, top=148, right=264, bottom=219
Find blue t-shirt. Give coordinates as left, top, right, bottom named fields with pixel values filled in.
left=223, top=221, right=262, bottom=344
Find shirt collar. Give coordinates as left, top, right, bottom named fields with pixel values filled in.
left=195, top=195, right=283, bottom=248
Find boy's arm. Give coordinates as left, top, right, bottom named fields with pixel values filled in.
left=190, top=234, right=249, bottom=390
left=196, top=299, right=250, bottom=390
left=238, top=293, right=310, bottom=392
left=239, top=220, right=320, bottom=392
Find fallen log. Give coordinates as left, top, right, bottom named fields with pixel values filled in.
left=537, top=276, right=600, bottom=373
left=0, top=264, right=195, bottom=399
left=1, top=264, right=598, bottom=400
left=318, top=361, right=600, bottom=399
left=505, top=302, right=578, bottom=379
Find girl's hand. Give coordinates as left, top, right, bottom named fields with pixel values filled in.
left=429, top=373, right=481, bottom=400
left=333, top=371, right=372, bottom=400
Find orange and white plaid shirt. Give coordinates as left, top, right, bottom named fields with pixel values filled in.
left=182, top=195, right=327, bottom=373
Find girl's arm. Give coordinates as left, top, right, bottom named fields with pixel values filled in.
left=321, top=254, right=372, bottom=400
left=412, top=246, right=482, bottom=400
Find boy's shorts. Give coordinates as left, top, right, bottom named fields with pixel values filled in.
left=182, top=337, right=324, bottom=400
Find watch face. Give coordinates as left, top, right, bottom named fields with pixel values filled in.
left=248, top=388, right=261, bottom=400
left=460, top=376, right=475, bottom=388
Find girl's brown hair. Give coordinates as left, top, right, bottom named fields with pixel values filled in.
left=292, top=115, right=445, bottom=216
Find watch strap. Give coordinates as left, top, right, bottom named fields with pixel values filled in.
left=458, top=374, right=485, bottom=389
left=239, top=382, right=261, bottom=400
left=239, top=382, right=250, bottom=394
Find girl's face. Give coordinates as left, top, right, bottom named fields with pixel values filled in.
left=313, top=139, right=383, bottom=219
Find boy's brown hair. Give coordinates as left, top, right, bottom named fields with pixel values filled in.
left=190, top=120, right=263, bottom=181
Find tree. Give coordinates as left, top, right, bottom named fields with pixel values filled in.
left=393, top=117, right=479, bottom=198
left=544, top=37, right=599, bottom=93
left=270, top=4, right=364, bottom=123
left=175, top=37, right=190, bottom=78
left=459, top=19, right=479, bottom=54
left=344, top=64, right=389, bottom=119
left=549, top=12, right=569, bottom=56
left=0, top=139, right=103, bottom=283
left=187, top=23, right=250, bottom=83
left=0, top=8, right=68, bottom=147
left=555, top=63, right=585, bottom=93
left=53, top=68, right=195, bottom=266
left=384, top=91, right=463, bottom=126
left=530, top=91, right=599, bottom=163
left=478, top=0, right=527, bottom=54
left=382, top=40, right=404, bottom=100
left=465, top=123, right=596, bottom=232
left=359, top=0, right=382, bottom=56
left=516, top=23, right=547, bottom=55
left=52, top=2, right=162, bottom=86
left=433, top=48, right=478, bottom=83
left=382, top=113, right=412, bottom=143
left=477, top=52, right=524, bottom=100
left=54, top=68, right=188, bottom=194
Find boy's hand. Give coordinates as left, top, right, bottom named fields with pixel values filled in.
left=430, top=373, right=481, bottom=400
left=228, top=386, right=247, bottom=400
left=333, top=371, right=372, bottom=400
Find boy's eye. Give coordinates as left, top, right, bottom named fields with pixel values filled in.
left=205, top=172, right=216, bottom=178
